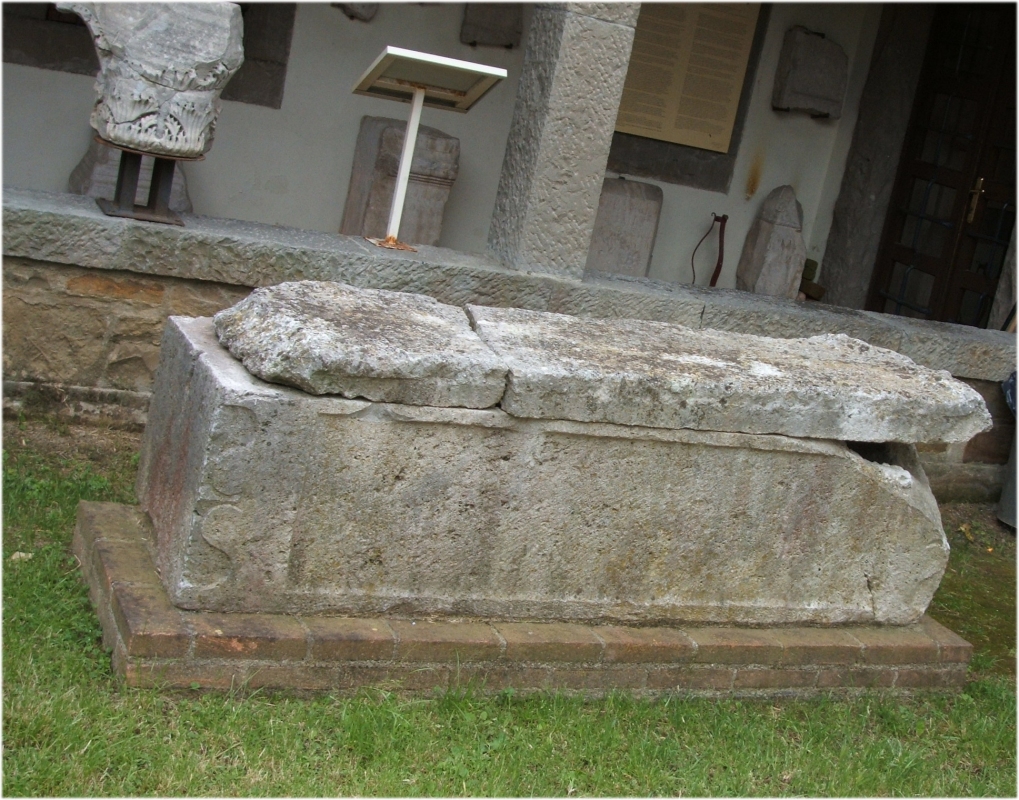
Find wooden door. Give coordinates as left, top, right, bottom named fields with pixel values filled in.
left=866, top=4, right=1016, bottom=327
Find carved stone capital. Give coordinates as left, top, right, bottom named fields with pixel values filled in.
left=58, top=2, right=244, bottom=157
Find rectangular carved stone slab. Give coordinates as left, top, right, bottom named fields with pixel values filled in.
left=467, top=304, right=991, bottom=444
left=584, top=177, right=662, bottom=278
left=339, top=116, right=460, bottom=246
left=137, top=316, right=950, bottom=626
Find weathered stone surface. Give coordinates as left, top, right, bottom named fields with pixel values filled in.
left=137, top=315, right=950, bottom=625
left=557, top=3, right=641, bottom=27
left=488, top=5, right=636, bottom=277
left=822, top=5, right=935, bottom=310
left=698, top=285, right=905, bottom=350
left=4, top=190, right=1013, bottom=384
left=584, top=177, right=662, bottom=277
left=339, top=116, right=460, bottom=246
left=213, top=281, right=507, bottom=408
left=772, top=26, right=849, bottom=119
left=863, top=312, right=1017, bottom=382
left=736, top=186, right=807, bottom=299
left=76, top=501, right=970, bottom=696
left=467, top=304, right=991, bottom=443
left=68, top=138, right=193, bottom=214
left=2, top=257, right=248, bottom=393
left=57, top=2, right=243, bottom=156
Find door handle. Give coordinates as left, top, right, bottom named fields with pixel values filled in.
left=967, top=176, right=985, bottom=223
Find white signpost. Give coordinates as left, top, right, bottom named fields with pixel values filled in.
left=353, top=46, right=506, bottom=251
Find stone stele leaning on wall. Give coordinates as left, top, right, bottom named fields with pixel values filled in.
left=56, top=2, right=244, bottom=157
left=136, top=281, right=991, bottom=628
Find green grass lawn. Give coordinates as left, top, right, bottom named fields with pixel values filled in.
left=3, top=415, right=1016, bottom=796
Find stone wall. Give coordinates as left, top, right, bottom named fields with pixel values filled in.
left=3, top=189, right=1014, bottom=500
left=3, top=257, right=248, bottom=425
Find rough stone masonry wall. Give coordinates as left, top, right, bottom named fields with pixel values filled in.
left=2, top=189, right=1014, bottom=500
left=3, top=256, right=248, bottom=427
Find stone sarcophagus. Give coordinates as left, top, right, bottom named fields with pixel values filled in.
left=136, top=282, right=990, bottom=627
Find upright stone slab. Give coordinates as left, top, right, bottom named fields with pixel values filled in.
left=138, top=314, right=951, bottom=626
left=736, top=185, right=808, bottom=299
left=467, top=304, right=991, bottom=443
left=68, top=138, right=192, bottom=214
left=584, top=177, right=663, bottom=277
left=772, top=26, right=849, bottom=119
left=339, top=116, right=460, bottom=246
left=488, top=3, right=639, bottom=278
left=58, top=2, right=243, bottom=157
left=822, top=5, right=935, bottom=310
left=460, top=4, right=523, bottom=48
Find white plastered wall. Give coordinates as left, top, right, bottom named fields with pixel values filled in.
left=2, top=3, right=528, bottom=254
left=2, top=3, right=881, bottom=290
left=619, top=3, right=882, bottom=288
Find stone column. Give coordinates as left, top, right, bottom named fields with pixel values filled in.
left=487, top=3, right=639, bottom=278
left=821, top=5, right=935, bottom=309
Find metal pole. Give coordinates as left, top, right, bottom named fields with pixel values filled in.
left=385, top=86, right=426, bottom=242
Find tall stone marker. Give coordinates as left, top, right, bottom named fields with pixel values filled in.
left=736, top=185, right=808, bottom=299
left=488, top=3, right=639, bottom=278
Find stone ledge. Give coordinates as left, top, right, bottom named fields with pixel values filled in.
left=74, top=501, right=973, bottom=696
left=4, top=189, right=1013, bottom=382
left=3, top=380, right=149, bottom=430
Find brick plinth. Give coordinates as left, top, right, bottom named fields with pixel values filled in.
left=73, top=502, right=973, bottom=697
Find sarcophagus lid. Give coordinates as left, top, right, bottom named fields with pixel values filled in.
left=214, top=281, right=990, bottom=445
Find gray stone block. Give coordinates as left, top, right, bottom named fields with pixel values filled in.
left=554, top=273, right=704, bottom=326
left=339, top=116, right=460, bottom=246
left=5, top=189, right=1012, bottom=383
left=861, top=312, right=1018, bottom=382
left=460, top=4, right=522, bottom=48
left=772, top=26, right=848, bottom=119
left=699, top=286, right=905, bottom=350
left=138, top=315, right=949, bottom=626
left=584, top=178, right=662, bottom=278
left=468, top=304, right=991, bottom=444
left=557, top=3, right=641, bottom=27
left=488, top=5, right=636, bottom=277
left=822, top=6, right=935, bottom=310
left=214, top=281, right=507, bottom=408
left=735, top=186, right=807, bottom=299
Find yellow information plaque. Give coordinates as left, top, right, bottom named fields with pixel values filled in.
left=615, top=3, right=760, bottom=154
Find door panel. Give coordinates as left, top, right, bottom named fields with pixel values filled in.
left=867, top=4, right=1016, bottom=327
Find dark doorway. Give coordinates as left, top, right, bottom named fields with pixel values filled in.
left=866, top=4, right=1016, bottom=327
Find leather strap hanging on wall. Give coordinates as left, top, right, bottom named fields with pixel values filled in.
left=690, top=212, right=729, bottom=286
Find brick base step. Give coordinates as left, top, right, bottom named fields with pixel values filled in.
left=73, top=501, right=973, bottom=697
